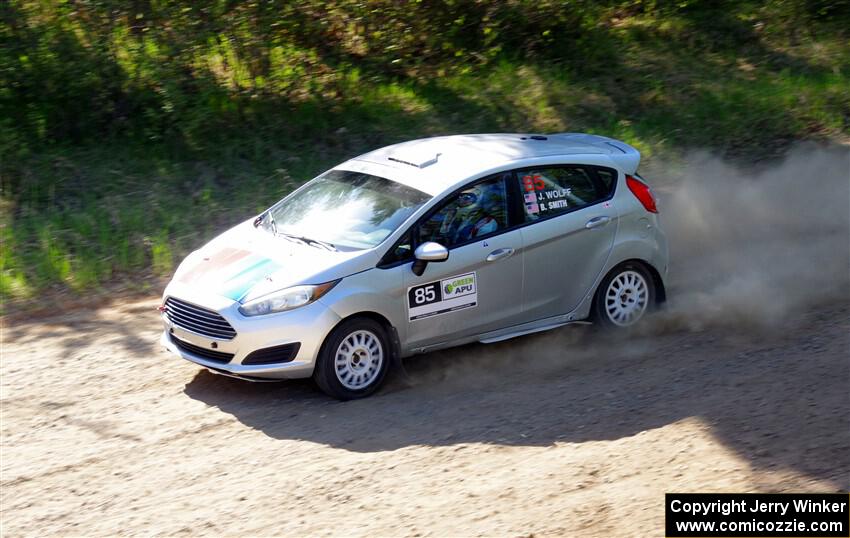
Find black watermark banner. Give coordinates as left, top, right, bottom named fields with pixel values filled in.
left=666, top=493, right=849, bottom=537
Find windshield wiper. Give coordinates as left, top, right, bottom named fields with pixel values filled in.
left=305, top=237, right=338, bottom=251
left=277, top=232, right=337, bottom=252
left=254, top=211, right=278, bottom=235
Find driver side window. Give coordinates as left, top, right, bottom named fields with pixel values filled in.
left=417, top=174, right=509, bottom=248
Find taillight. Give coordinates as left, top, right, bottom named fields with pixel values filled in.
left=626, top=175, right=658, bottom=213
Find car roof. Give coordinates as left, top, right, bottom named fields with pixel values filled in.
left=336, top=133, right=640, bottom=196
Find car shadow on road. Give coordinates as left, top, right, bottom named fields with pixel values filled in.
left=184, top=304, right=850, bottom=491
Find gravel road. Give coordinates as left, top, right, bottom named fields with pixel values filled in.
left=2, top=297, right=847, bottom=537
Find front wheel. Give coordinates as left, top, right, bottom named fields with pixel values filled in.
left=313, top=317, right=390, bottom=400
left=591, top=262, right=655, bottom=329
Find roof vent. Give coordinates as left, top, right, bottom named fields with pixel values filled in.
left=388, top=152, right=441, bottom=169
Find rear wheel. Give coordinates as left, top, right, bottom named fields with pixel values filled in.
left=313, top=317, right=390, bottom=400
left=591, top=262, right=655, bottom=329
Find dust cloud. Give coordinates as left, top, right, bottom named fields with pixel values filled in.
left=657, top=144, right=849, bottom=331
left=404, top=144, right=849, bottom=387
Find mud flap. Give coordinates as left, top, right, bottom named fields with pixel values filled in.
left=387, top=325, right=413, bottom=386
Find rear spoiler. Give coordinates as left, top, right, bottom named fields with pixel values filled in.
left=549, top=133, right=641, bottom=174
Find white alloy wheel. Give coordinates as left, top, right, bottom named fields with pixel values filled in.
left=604, top=269, right=649, bottom=327
left=334, top=329, right=384, bottom=390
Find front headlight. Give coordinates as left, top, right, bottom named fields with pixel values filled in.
left=238, top=281, right=339, bottom=317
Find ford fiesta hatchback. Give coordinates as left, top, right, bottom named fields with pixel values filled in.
left=161, top=133, right=668, bottom=399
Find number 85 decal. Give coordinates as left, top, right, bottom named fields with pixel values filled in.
left=408, top=282, right=441, bottom=308
left=414, top=285, right=436, bottom=304
left=523, top=174, right=545, bottom=192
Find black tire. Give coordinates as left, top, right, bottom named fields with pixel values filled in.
left=590, top=262, right=656, bottom=330
left=313, top=317, right=391, bottom=400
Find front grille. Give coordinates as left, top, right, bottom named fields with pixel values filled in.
left=242, top=343, right=301, bottom=365
left=164, top=297, right=236, bottom=340
left=171, top=334, right=234, bottom=364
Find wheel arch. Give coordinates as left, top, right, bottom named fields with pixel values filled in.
left=322, top=311, right=401, bottom=361
left=635, top=259, right=666, bottom=304
left=604, top=258, right=666, bottom=304
left=604, top=232, right=667, bottom=306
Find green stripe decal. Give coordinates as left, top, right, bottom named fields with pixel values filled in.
left=219, top=257, right=282, bottom=302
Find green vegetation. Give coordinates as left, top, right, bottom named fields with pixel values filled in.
left=2, top=0, right=848, bottom=305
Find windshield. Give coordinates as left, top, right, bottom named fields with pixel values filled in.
left=263, top=170, right=431, bottom=250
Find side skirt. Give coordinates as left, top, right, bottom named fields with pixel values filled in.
left=478, top=319, right=591, bottom=344
left=407, top=311, right=590, bottom=355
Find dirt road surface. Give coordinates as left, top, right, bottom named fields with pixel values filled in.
left=2, top=296, right=848, bottom=537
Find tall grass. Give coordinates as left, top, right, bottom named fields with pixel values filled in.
left=1, top=0, right=847, bottom=306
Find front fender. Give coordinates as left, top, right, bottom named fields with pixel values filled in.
left=316, top=268, right=408, bottom=342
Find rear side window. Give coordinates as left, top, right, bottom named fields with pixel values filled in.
left=517, top=166, right=602, bottom=221
left=596, top=167, right=618, bottom=196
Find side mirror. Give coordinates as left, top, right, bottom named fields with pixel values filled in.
left=412, top=242, right=448, bottom=276
left=414, top=242, right=449, bottom=262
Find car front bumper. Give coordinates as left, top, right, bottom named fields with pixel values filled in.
left=160, top=282, right=342, bottom=380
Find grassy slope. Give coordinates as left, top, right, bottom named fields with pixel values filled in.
left=1, top=1, right=848, bottom=305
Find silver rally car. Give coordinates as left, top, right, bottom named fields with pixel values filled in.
left=161, top=133, right=668, bottom=399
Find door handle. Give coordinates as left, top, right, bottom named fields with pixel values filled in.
left=585, top=216, right=611, bottom=229
left=486, top=248, right=515, bottom=262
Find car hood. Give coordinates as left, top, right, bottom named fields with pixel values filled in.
left=173, top=220, right=378, bottom=303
